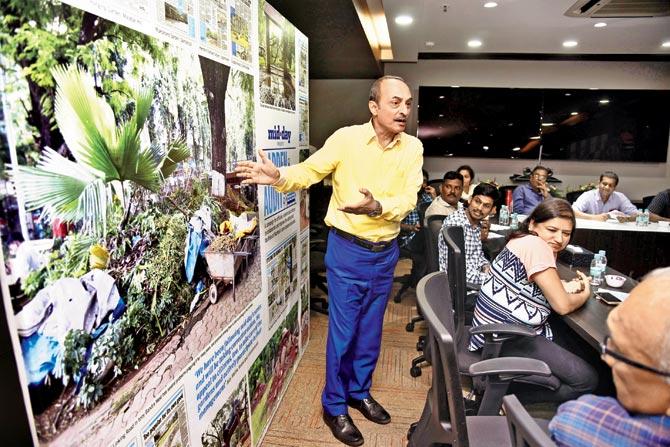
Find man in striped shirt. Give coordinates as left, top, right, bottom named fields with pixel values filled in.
left=549, top=267, right=670, bottom=446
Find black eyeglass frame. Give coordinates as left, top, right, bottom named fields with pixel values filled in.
left=600, top=335, right=670, bottom=378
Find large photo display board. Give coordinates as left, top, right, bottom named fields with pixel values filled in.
left=0, top=0, right=309, bottom=445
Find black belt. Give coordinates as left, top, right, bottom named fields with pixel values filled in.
left=331, top=227, right=395, bottom=252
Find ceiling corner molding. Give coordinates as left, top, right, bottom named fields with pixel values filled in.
left=352, top=0, right=393, bottom=67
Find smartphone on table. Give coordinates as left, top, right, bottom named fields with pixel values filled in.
left=595, top=291, right=622, bottom=306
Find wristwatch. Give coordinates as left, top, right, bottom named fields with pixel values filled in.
left=367, top=200, right=382, bottom=217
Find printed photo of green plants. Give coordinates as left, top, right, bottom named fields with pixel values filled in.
left=0, top=1, right=261, bottom=444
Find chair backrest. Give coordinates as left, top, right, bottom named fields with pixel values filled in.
left=642, top=195, right=654, bottom=210
left=565, top=190, right=583, bottom=205
left=503, top=395, right=556, bottom=447
left=416, top=272, right=469, bottom=446
left=425, top=214, right=447, bottom=274
left=418, top=200, right=432, bottom=226
left=441, top=226, right=468, bottom=344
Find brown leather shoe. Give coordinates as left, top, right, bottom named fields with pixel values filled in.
left=322, top=411, right=364, bottom=446
left=347, top=396, right=391, bottom=425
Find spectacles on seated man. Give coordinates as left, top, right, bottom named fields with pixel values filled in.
left=600, top=335, right=670, bottom=377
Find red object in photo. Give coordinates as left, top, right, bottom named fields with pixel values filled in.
left=52, top=218, right=69, bottom=238
left=505, top=189, right=513, bottom=209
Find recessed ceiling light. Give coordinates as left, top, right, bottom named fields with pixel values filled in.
left=451, top=85, right=460, bottom=88
left=563, top=40, right=578, bottom=48
left=570, top=112, right=578, bottom=115
left=530, top=136, right=541, bottom=140
left=395, top=15, right=413, bottom=25
left=542, top=123, right=555, bottom=127
left=468, top=39, right=483, bottom=48
left=484, top=2, right=498, bottom=8
left=512, top=147, right=521, bottom=152
left=564, top=93, right=571, bottom=96
left=438, top=114, right=444, bottom=117
left=599, top=99, right=610, bottom=104
left=594, top=22, right=607, bottom=28
left=662, top=41, right=670, bottom=48
left=425, top=41, right=435, bottom=47
left=483, top=146, right=489, bottom=150
left=439, top=95, right=445, bottom=99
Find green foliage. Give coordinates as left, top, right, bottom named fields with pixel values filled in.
left=21, top=265, right=47, bottom=298
left=11, top=65, right=189, bottom=235
left=60, top=329, right=92, bottom=386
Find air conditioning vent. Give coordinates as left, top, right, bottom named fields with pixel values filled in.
left=565, top=0, right=670, bottom=17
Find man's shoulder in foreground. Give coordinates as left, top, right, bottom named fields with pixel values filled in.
left=549, top=394, right=670, bottom=447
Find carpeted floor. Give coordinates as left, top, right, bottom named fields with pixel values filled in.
left=262, top=259, right=431, bottom=447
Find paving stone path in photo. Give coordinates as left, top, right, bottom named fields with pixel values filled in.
left=47, top=256, right=262, bottom=446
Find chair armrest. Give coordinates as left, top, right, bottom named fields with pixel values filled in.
left=469, top=323, right=536, bottom=338
left=469, top=357, right=551, bottom=377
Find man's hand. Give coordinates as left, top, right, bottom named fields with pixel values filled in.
left=480, top=220, right=490, bottom=241
left=617, top=215, right=636, bottom=223
left=424, top=185, right=437, bottom=199
left=594, top=213, right=609, bottom=222
left=401, top=222, right=420, bottom=232
left=338, top=188, right=379, bottom=215
left=234, top=149, right=280, bottom=185
left=537, top=182, right=549, bottom=198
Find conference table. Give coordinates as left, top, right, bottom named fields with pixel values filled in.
left=557, top=263, right=637, bottom=351
left=571, top=218, right=670, bottom=279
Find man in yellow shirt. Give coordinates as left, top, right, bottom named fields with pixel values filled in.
left=236, top=76, right=423, bottom=446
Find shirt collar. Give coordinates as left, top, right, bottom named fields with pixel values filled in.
left=364, top=120, right=403, bottom=149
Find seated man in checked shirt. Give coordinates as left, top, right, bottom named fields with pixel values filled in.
left=438, top=183, right=499, bottom=307
left=549, top=267, right=670, bottom=447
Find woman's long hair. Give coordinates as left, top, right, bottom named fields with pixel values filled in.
left=509, top=198, right=576, bottom=246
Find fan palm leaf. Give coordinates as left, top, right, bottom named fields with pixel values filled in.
left=10, top=64, right=189, bottom=236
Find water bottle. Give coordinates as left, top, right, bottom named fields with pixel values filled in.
left=635, top=209, right=643, bottom=226
left=510, top=212, right=519, bottom=230
left=590, top=254, right=602, bottom=286
left=598, top=250, right=607, bottom=275
left=499, top=205, right=509, bottom=226
left=643, top=209, right=650, bottom=226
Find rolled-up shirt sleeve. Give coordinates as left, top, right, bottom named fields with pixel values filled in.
left=274, top=131, right=342, bottom=193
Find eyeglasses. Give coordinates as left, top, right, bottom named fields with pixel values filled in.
left=532, top=174, right=548, bottom=180
left=600, top=335, right=670, bottom=378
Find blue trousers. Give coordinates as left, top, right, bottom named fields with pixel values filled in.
left=321, top=230, right=399, bottom=416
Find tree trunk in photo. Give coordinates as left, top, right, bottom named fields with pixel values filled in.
left=199, top=56, right=230, bottom=174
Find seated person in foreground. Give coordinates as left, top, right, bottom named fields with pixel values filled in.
left=512, top=165, right=551, bottom=215
left=438, top=183, right=499, bottom=287
left=469, top=198, right=597, bottom=403
left=572, top=171, right=637, bottom=221
left=424, top=170, right=463, bottom=225
left=549, top=267, right=670, bottom=447
left=457, top=164, right=478, bottom=201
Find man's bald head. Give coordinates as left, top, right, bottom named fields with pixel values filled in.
left=605, top=267, right=670, bottom=414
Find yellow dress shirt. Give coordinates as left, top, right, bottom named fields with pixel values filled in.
left=274, top=120, right=424, bottom=242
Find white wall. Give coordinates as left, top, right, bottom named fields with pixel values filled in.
left=385, top=59, right=670, bottom=200
left=308, top=79, right=376, bottom=148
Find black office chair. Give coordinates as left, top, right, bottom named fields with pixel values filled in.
left=407, top=272, right=551, bottom=447
left=309, top=225, right=329, bottom=315
left=441, top=227, right=561, bottom=412
left=565, top=190, right=583, bottom=205
left=642, top=195, right=655, bottom=210
left=503, top=395, right=555, bottom=447
left=408, top=214, right=447, bottom=376
left=394, top=200, right=431, bottom=303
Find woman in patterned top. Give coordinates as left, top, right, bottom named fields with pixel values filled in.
left=469, top=198, right=598, bottom=403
